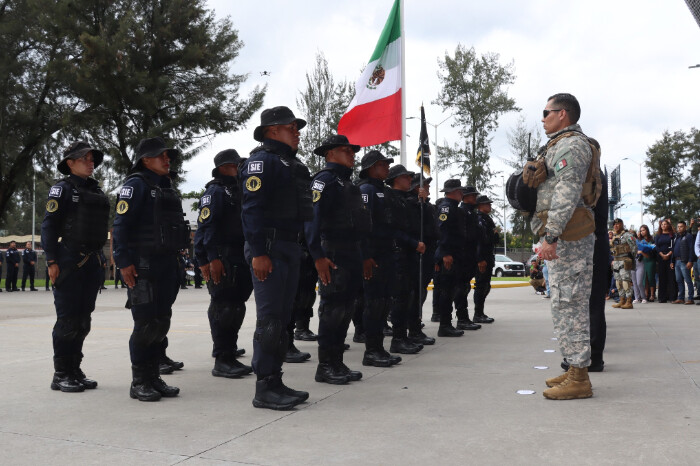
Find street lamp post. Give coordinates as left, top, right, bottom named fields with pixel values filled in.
left=622, top=157, right=643, bottom=228
left=502, top=176, right=507, bottom=254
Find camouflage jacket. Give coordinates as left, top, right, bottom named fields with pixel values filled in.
left=610, top=230, right=637, bottom=259
left=530, top=124, right=593, bottom=238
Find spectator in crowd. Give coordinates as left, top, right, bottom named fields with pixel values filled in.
left=529, top=259, right=546, bottom=294
left=695, top=220, right=700, bottom=305
left=628, top=229, right=646, bottom=304
left=690, top=218, right=700, bottom=302
left=671, top=221, right=696, bottom=305
left=542, top=259, right=551, bottom=299
left=654, top=219, right=676, bottom=303
left=638, top=224, right=656, bottom=302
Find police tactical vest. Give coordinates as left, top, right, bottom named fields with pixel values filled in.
left=315, top=169, right=371, bottom=234
left=60, top=178, right=110, bottom=253
left=437, top=198, right=467, bottom=249
left=206, top=178, right=244, bottom=240
left=262, top=154, right=313, bottom=223
left=383, top=187, right=409, bottom=232
left=127, top=172, right=190, bottom=253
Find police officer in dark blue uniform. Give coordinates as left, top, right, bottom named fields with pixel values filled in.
left=194, top=149, right=253, bottom=379
left=474, top=195, right=497, bottom=324
left=41, top=141, right=110, bottom=392
left=385, top=165, right=428, bottom=353
left=411, top=175, right=439, bottom=323
left=285, top=239, right=315, bottom=362
left=434, top=179, right=469, bottom=337
left=21, top=241, right=38, bottom=291
left=5, top=241, right=20, bottom=292
left=241, top=106, right=313, bottom=410
left=304, top=134, right=367, bottom=385
left=113, top=137, right=190, bottom=401
left=452, top=187, right=482, bottom=331
left=357, top=151, right=405, bottom=367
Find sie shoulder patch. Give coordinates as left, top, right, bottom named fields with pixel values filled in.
left=312, top=180, right=325, bottom=192
left=119, top=186, right=134, bottom=199
left=49, top=186, right=63, bottom=198
left=248, top=161, right=264, bottom=174
left=200, top=195, right=211, bottom=207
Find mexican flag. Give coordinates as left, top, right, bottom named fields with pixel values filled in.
left=338, top=0, right=402, bottom=147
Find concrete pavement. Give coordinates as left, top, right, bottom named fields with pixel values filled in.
left=1, top=286, right=700, bottom=465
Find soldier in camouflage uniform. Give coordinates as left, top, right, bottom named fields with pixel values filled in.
left=530, top=93, right=595, bottom=400
left=610, top=218, right=637, bottom=309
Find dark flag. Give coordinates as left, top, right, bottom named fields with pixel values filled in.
left=415, top=105, right=431, bottom=176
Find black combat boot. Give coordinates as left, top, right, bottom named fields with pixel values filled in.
left=158, top=354, right=184, bottom=374
left=51, top=357, right=85, bottom=393
left=315, top=347, right=350, bottom=384
left=285, top=342, right=311, bottom=363
left=473, top=312, right=494, bottom=324
left=212, top=351, right=253, bottom=378
left=362, top=336, right=396, bottom=367
left=352, top=332, right=366, bottom=343
left=150, top=362, right=180, bottom=397
left=73, top=355, right=97, bottom=389
left=252, top=373, right=305, bottom=410
left=430, top=313, right=440, bottom=322
left=236, top=348, right=246, bottom=357
left=294, top=319, right=318, bottom=341
left=408, top=329, right=436, bottom=346
left=332, top=345, right=362, bottom=381
left=438, top=323, right=464, bottom=337
left=382, top=322, right=393, bottom=336
left=278, top=372, right=309, bottom=402
left=390, top=327, right=423, bottom=354
left=456, top=319, right=481, bottom=331
left=129, top=365, right=161, bottom=401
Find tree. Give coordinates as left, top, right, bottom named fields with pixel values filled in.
left=296, top=52, right=354, bottom=174
left=69, top=0, right=265, bottom=178
left=0, top=0, right=265, bottom=229
left=433, top=44, right=519, bottom=190
left=644, top=128, right=700, bottom=223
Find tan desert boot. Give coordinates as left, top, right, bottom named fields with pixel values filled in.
left=611, top=298, right=623, bottom=308
left=545, top=368, right=570, bottom=388
left=621, top=297, right=634, bottom=309
left=543, top=366, right=592, bottom=400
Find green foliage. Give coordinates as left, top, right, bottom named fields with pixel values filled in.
left=296, top=52, right=354, bottom=174
left=644, top=128, right=700, bottom=223
left=0, top=0, right=264, bottom=229
left=433, top=44, right=519, bottom=191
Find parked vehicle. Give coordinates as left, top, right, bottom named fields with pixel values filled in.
left=492, top=254, right=526, bottom=277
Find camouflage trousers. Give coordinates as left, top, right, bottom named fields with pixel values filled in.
left=547, top=233, right=594, bottom=368
left=612, top=260, right=634, bottom=299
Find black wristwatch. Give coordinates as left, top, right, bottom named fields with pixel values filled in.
left=544, top=233, right=558, bottom=244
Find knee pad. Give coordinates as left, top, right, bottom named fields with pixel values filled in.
left=54, top=317, right=81, bottom=342
left=78, top=315, right=92, bottom=341
left=154, top=318, right=171, bottom=343
left=318, top=302, right=346, bottom=328
left=254, top=317, right=284, bottom=355
left=132, top=319, right=161, bottom=347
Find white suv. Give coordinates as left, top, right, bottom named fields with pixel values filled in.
left=492, top=254, right=526, bottom=277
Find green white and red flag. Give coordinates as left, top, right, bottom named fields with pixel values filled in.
left=338, top=0, right=402, bottom=147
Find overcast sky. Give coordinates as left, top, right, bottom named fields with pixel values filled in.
left=181, top=0, right=700, bottom=231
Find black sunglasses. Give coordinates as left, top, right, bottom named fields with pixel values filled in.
left=542, top=109, right=564, bottom=118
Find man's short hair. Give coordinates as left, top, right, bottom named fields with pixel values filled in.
left=548, top=93, right=581, bottom=124
left=678, top=220, right=687, bottom=226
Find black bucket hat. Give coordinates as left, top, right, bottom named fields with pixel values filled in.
left=253, top=106, right=307, bottom=142
left=359, top=150, right=394, bottom=179
left=440, top=179, right=465, bottom=193
left=212, top=149, right=242, bottom=177
left=386, top=164, right=415, bottom=183
left=477, top=194, right=493, bottom=205
left=461, top=186, right=479, bottom=197
left=410, top=173, right=432, bottom=190
left=613, top=218, right=624, bottom=225
left=313, top=134, right=361, bottom=156
left=58, top=141, right=104, bottom=175
left=132, top=137, right=180, bottom=170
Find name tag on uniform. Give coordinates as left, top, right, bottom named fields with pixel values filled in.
left=312, top=180, right=325, bottom=192
left=376, top=193, right=384, bottom=198
left=441, top=207, right=449, bottom=213
left=248, top=161, right=263, bottom=174
left=119, top=186, right=133, bottom=199
left=49, top=186, right=62, bottom=198
left=201, top=195, right=211, bottom=206
left=72, top=195, right=79, bottom=202
left=362, top=194, right=368, bottom=203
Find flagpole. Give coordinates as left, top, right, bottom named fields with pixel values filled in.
left=399, top=0, right=406, bottom=166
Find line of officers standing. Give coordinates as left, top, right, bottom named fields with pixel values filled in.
left=41, top=105, right=498, bottom=410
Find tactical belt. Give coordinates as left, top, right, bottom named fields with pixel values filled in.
left=321, top=239, right=361, bottom=251
left=264, top=228, right=300, bottom=243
